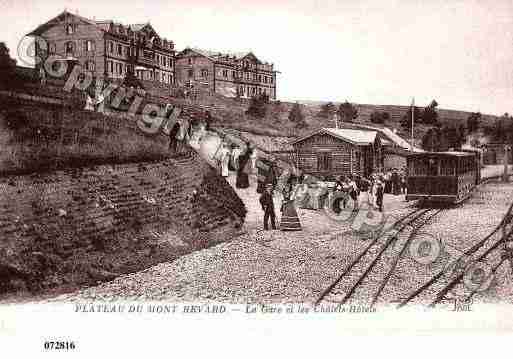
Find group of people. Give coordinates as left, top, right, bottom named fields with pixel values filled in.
left=259, top=175, right=302, bottom=231
left=380, top=168, right=407, bottom=195
left=331, top=171, right=407, bottom=213
left=257, top=168, right=409, bottom=231
left=214, top=141, right=255, bottom=189
left=167, top=110, right=215, bottom=154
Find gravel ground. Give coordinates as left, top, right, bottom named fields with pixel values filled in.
left=49, top=171, right=513, bottom=306
left=51, top=174, right=413, bottom=303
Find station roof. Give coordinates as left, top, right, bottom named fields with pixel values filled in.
left=290, top=127, right=378, bottom=146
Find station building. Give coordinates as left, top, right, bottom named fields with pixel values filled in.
left=290, top=128, right=384, bottom=178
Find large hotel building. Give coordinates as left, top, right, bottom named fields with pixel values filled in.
left=28, top=11, right=278, bottom=100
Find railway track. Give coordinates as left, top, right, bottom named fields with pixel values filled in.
left=396, top=201, right=513, bottom=308
left=314, top=176, right=512, bottom=309
left=315, top=206, right=444, bottom=307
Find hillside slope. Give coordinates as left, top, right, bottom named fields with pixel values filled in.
left=171, top=92, right=500, bottom=146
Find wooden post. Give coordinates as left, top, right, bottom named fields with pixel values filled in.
left=503, top=145, right=510, bottom=182
left=350, top=149, right=353, bottom=175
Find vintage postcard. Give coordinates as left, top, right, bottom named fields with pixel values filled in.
left=1, top=0, right=513, bottom=356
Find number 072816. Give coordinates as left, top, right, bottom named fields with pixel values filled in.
left=43, top=341, right=76, bottom=350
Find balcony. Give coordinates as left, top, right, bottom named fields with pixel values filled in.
left=137, top=56, right=156, bottom=68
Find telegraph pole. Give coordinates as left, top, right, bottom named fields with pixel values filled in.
left=503, top=144, right=511, bottom=182
left=410, top=97, right=415, bottom=152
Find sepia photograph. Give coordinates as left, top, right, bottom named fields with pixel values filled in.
left=1, top=0, right=513, bottom=356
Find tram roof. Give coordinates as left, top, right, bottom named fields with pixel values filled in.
left=407, top=151, right=475, bottom=158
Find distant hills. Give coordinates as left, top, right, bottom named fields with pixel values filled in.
left=300, top=100, right=500, bottom=126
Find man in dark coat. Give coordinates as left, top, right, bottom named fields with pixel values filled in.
left=376, top=176, right=385, bottom=212
left=169, top=121, right=180, bottom=153
left=204, top=110, right=212, bottom=131
left=259, top=183, right=276, bottom=230
left=392, top=169, right=401, bottom=195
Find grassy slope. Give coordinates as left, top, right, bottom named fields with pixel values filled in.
left=184, top=93, right=500, bottom=148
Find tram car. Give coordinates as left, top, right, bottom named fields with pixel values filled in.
left=406, top=151, right=481, bottom=204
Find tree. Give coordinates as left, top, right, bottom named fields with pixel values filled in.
left=422, top=100, right=439, bottom=125
left=400, top=106, right=423, bottom=131
left=318, top=102, right=336, bottom=119
left=337, top=100, right=358, bottom=122
left=494, top=112, right=513, bottom=143
left=369, top=111, right=390, bottom=124
left=422, top=127, right=449, bottom=152
left=288, top=102, right=305, bottom=125
left=466, top=112, right=481, bottom=133
left=245, top=94, right=267, bottom=118
left=443, top=126, right=466, bottom=150
left=492, top=118, right=506, bottom=143
left=457, top=124, right=466, bottom=148
left=506, top=120, right=513, bottom=145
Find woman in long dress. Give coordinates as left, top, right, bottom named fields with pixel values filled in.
left=217, top=143, right=231, bottom=177
left=236, top=144, right=252, bottom=189
left=280, top=177, right=302, bottom=231
left=189, top=120, right=206, bottom=150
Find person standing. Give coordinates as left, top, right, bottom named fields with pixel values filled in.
left=376, top=176, right=385, bottom=212
left=190, top=120, right=206, bottom=150
left=359, top=176, right=371, bottom=206
left=368, top=175, right=376, bottom=207
left=401, top=170, right=408, bottom=195
left=169, top=121, right=180, bottom=153
left=236, top=143, right=252, bottom=189
left=280, top=177, right=302, bottom=231
left=384, top=170, right=392, bottom=194
left=204, top=110, right=212, bottom=132
left=257, top=159, right=277, bottom=194
left=218, top=143, right=231, bottom=177
left=348, top=175, right=359, bottom=209
left=259, top=183, right=276, bottom=230
left=392, top=169, right=401, bottom=195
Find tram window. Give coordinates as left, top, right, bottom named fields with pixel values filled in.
left=440, top=159, right=455, bottom=176
left=427, top=158, right=438, bottom=176
left=413, top=159, right=428, bottom=176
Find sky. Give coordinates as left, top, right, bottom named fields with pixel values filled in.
left=1, top=0, right=512, bottom=115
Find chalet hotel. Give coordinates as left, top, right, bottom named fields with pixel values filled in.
left=28, top=11, right=278, bottom=100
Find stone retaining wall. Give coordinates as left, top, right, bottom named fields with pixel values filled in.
left=0, top=151, right=246, bottom=296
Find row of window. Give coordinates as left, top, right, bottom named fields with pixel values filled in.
left=187, top=69, right=208, bottom=78
left=107, top=60, right=129, bottom=77
left=107, top=41, right=173, bottom=68
left=188, top=67, right=274, bottom=84
left=61, top=40, right=96, bottom=55
left=135, top=69, right=173, bottom=84
left=238, top=85, right=273, bottom=97
left=218, top=69, right=273, bottom=83
left=409, top=157, right=475, bottom=176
